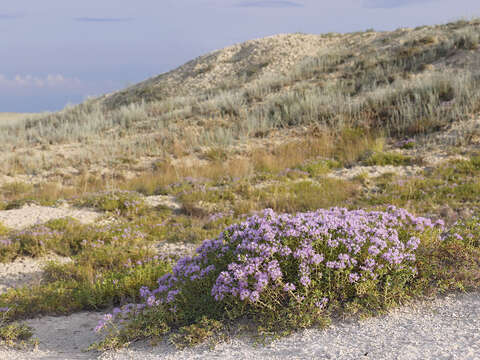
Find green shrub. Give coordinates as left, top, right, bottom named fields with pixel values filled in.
left=0, top=218, right=89, bottom=261
left=0, top=308, right=34, bottom=347
left=95, top=207, right=445, bottom=348
left=414, top=217, right=480, bottom=293
left=76, top=191, right=147, bottom=217
left=362, top=152, right=419, bottom=166
left=0, top=258, right=172, bottom=320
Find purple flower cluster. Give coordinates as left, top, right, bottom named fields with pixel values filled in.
left=166, top=207, right=439, bottom=304
left=396, top=139, right=416, bottom=149
left=208, top=207, right=441, bottom=303
left=96, top=206, right=443, bottom=333
left=0, top=225, right=62, bottom=252
left=0, top=238, right=12, bottom=247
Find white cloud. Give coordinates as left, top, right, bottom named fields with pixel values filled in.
left=363, top=0, right=438, bottom=9
left=0, top=74, right=82, bottom=89
left=74, top=17, right=134, bottom=23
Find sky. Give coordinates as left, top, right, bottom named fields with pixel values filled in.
left=1, top=0, right=479, bottom=112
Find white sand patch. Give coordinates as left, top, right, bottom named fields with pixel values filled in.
left=327, top=165, right=422, bottom=180
left=0, top=312, right=105, bottom=360
left=154, top=242, right=197, bottom=258
left=0, top=255, right=72, bottom=295
left=429, top=116, right=480, bottom=146
left=421, top=152, right=470, bottom=167
left=0, top=204, right=100, bottom=230
left=144, top=196, right=182, bottom=211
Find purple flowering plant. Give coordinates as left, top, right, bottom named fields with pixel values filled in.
left=441, top=216, right=480, bottom=247
left=96, top=206, right=444, bottom=340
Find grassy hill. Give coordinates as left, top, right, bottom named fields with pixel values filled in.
left=0, top=18, right=480, bottom=202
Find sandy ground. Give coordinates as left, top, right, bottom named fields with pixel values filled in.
left=0, top=291, right=477, bottom=360
left=100, top=291, right=480, bottom=360
left=144, top=195, right=182, bottom=211
left=0, top=312, right=105, bottom=360
left=0, top=204, right=100, bottom=230
left=0, top=195, right=182, bottom=232
left=327, top=164, right=422, bottom=180
left=0, top=255, right=72, bottom=295
left=0, top=156, right=478, bottom=359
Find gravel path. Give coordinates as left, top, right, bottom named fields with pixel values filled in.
left=1, top=291, right=478, bottom=360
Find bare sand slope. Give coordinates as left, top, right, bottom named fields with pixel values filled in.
left=0, top=312, right=105, bottom=360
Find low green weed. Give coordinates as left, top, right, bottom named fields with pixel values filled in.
left=0, top=222, right=9, bottom=237
left=75, top=191, right=147, bottom=217
left=362, top=152, right=420, bottom=166
left=0, top=218, right=91, bottom=262
left=359, top=156, right=480, bottom=216
left=298, top=159, right=342, bottom=177
left=170, top=317, right=224, bottom=349
left=414, top=218, right=480, bottom=294
left=0, top=308, right=34, bottom=347
left=0, top=258, right=171, bottom=320
left=255, top=179, right=358, bottom=213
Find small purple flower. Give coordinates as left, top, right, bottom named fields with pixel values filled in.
left=348, top=273, right=360, bottom=283
left=300, top=275, right=311, bottom=287
left=315, top=297, right=329, bottom=309
left=146, top=296, right=157, bottom=307
left=239, top=289, right=251, bottom=301
left=249, top=291, right=260, bottom=302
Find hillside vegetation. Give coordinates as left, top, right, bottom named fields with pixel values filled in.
left=1, top=19, right=480, bottom=194
left=0, top=19, right=480, bottom=351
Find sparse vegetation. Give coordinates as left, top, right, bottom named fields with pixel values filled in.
left=1, top=18, right=480, bottom=352
left=1, top=19, right=480, bottom=190
left=0, top=216, right=173, bottom=320
left=362, top=151, right=420, bottom=166
left=0, top=308, right=34, bottom=348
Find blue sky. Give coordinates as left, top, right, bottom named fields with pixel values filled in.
left=1, top=0, right=479, bottom=112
